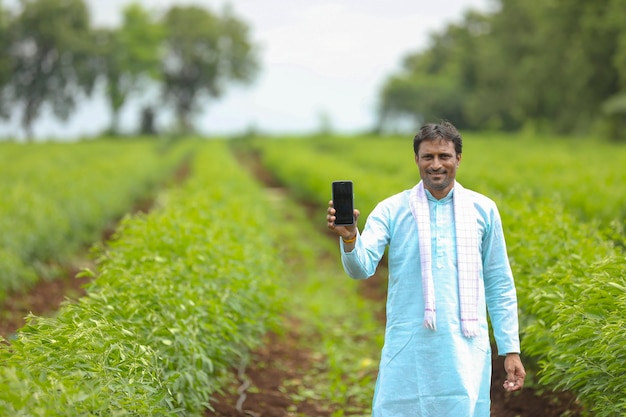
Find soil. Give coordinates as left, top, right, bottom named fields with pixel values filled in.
left=208, top=328, right=336, bottom=417
left=0, top=267, right=91, bottom=338
left=0, top=150, right=586, bottom=417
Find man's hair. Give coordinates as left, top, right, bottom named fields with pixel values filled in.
left=413, top=120, right=463, bottom=155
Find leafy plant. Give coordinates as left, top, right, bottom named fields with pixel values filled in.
left=0, top=139, right=186, bottom=301
left=0, top=141, right=284, bottom=415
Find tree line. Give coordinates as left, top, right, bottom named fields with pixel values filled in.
left=377, top=0, right=626, bottom=140
left=0, top=0, right=258, bottom=139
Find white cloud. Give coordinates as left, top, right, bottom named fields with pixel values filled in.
left=259, top=3, right=433, bottom=81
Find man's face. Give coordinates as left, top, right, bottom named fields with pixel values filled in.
left=414, top=138, right=461, bottom=199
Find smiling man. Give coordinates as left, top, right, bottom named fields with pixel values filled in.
left=326, top=120, right=525, bottom=416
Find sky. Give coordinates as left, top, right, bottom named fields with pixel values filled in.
left=1, top=0, right=491, bottom=139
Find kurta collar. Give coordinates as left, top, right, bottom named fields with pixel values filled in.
left=425, top=187, right=455, bottom=203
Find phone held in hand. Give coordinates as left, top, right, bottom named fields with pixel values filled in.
left=332, top=180, right=354, bottom=226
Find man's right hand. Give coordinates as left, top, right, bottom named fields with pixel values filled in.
left=327, top=200, right=359, bottom=243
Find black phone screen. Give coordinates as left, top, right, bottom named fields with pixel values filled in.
left=332, top=180, right=354, bottom=226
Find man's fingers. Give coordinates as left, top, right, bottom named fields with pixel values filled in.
left=503, top=369, right=524, bottom=391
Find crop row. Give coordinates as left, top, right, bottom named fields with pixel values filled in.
left=0, top=139, right=188, bottom=301
left=246, top=134, right=626, bottom=416
left=0, top=140, right=284, bottom=415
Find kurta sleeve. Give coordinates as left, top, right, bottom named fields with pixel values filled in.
left=340, top=202, right=390, bottom=280
left=482, top=204, right=521, bottom=355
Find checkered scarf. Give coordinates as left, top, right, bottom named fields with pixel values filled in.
left=409, top=181, right=480, bottom=337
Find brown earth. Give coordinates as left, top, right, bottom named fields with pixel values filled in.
left=0, top=268, right=91, bottom=338
left=0, top=150, right=586, bottom=416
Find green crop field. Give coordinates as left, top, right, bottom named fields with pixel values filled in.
left=241, top=132, right=626, bottom=416
left=0, top=133, right=624, bottom=416
left=0, top=139, right=189, bottom=301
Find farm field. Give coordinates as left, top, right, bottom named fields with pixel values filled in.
left=237, top=132, right=626, bottom=417
left=0, top=139, right=190, bottom=303
left=0, top=133, right=624, bottom=416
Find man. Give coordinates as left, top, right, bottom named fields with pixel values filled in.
left=326, top=121, right=525, bottom=416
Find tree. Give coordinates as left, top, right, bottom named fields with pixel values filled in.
left=460, top=4, right=533, bottom=131
left=484, top=0, right=622, bottom=133
left=96, top=2, right=164, bottom=135
left=611, top=0, right=626, bottom=91
left=379, top=0, right=626, bottom=136
left=378, top=73, right=463, bottom=132
left=9, top=0, right=95, bottom=140
left=161, top=4, right=259, bottom=134
left=0, top=2, right=13, bottom=119
left=377, top=11, right=487, bottom=131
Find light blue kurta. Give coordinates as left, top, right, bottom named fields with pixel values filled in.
left=340, top=186, right=520, bottom=417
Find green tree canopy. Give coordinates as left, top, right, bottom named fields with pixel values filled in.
left=161, top=4, right=259, bottom=134
left=378, top=12, right=487, bottom=132
left=0, top=2, right=13, bottom=119
left=378, top=0, right=626, bottom=138
left=95, top=2, right=164, bottom=135
left=9, top=0, right=96, bottom=139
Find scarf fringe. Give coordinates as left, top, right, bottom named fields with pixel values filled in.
left=424, top=311, right=436, bottom=330
left=462, top=322, right=479, bottom=338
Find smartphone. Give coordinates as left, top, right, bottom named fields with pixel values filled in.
left=332, top=180, right=354, bottom=226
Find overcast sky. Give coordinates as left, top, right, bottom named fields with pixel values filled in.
left=2, top=0, right=491, bottom=139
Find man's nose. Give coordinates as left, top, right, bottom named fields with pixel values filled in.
left=431, top=157, right=442, bottom=169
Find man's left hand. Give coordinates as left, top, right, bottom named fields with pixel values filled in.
left=503, top=353, right=526, bottom=391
